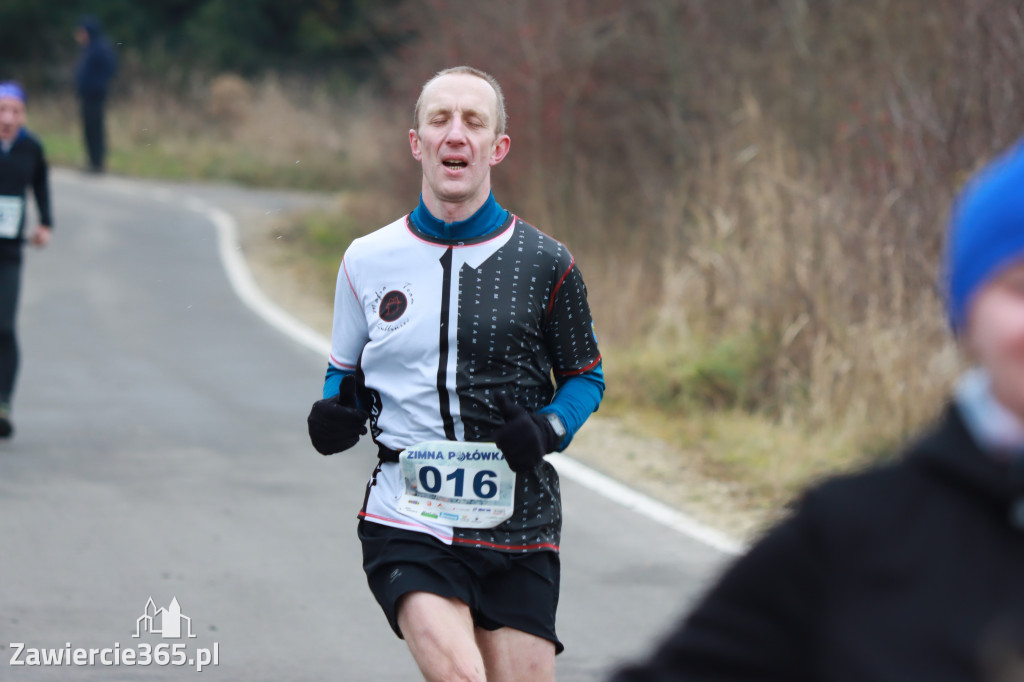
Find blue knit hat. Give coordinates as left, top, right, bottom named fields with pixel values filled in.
left=0, top=82, right=25, bottom=104
left=945, top=138, right=1024, bottom=333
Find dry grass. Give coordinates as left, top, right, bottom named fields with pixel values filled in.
left=591, top=102, right=963, bottom=512
left=29, top=75, right=413, bottom=197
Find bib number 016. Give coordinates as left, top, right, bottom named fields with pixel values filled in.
left=397, top=441, right=516, bottom=529
left=417, top=465, right=498, bottom=499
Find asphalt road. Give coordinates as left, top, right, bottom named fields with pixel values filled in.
left=0, top=170, right=730, bottom=681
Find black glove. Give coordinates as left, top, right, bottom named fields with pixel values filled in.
left=307, top=375, right=369, bottom=455
left=492, top=393, right=560, bottom=473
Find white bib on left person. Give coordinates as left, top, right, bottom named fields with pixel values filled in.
left=0, top=196, right=24, bottom=239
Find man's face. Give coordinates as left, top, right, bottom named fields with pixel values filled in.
left=0, top=97, right=25, bottom=142
left=967, top=260, right=1024, bottom=419
left=409, top=73, right=510, bottom=218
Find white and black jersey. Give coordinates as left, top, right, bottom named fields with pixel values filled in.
left=330, top=212, right=601, bottom=552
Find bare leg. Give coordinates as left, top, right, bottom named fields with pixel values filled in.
left=476, top=626, right=556, bottom=682
left=397, top=591, right=487, bottom=682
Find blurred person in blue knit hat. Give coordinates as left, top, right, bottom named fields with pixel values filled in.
left=73, top=15, right=117, bottom=173
left=0, top=82, right=53, bottom=438
left=608, top=138, right=1024, bottom=682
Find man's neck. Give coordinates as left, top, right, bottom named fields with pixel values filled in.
left=420, top=187, right=490, bottom=224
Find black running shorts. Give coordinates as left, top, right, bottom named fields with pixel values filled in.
left=358, top=520, right=564, bottom=653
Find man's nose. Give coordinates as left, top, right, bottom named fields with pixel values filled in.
left=446, top=117, right=468, bottom=143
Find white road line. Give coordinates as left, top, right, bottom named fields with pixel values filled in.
left=206, top=206, right=332, bottom=358
left=547, top=454, right=743, bottom=555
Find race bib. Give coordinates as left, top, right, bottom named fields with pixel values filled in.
left=397, top=441, right=516, bottom=529
left=0, top=196, right=24, bottom=239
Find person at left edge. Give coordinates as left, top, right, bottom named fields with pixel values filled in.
left=0, top=82, right=53, bottom=438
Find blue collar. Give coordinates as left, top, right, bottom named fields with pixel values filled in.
left=410, top=192, right=509, bottom=241
left=955, top=368, right=1024, bottom=458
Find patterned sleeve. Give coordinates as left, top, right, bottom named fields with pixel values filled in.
left=328, top=253, right=370, bottom=371
left=545, top=260, right=601, bottom=377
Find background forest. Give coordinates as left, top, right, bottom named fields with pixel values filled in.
left=5, top=0, right=1024, bottom=518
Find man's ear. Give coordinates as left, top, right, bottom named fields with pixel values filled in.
left=409, top=129, right=422, bottom=161
left=489, top=134, right=511, bottom=166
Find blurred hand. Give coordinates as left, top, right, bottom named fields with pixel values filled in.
left=31, top=225, right=51, bottom=248
left=307, top=375, right=369, bottom=455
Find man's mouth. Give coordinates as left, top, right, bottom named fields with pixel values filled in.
left=443, top=160, right=468, bottom=169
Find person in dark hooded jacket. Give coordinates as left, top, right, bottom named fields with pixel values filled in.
left=73, top=15, right=117, bottom=173
left=608, top=136, right=1024, bottom=682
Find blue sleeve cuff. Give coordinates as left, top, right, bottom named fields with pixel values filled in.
left=323, top=365, right=353, bottom=399
left=538, top=363, right=605, bottom=451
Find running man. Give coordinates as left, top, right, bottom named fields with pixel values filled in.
left=307, top=66, right=604, bottom=681
left=0, top=82, right=53, bottom=437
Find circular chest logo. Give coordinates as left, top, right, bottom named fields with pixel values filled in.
left=379, top=290, right=408, bottom=322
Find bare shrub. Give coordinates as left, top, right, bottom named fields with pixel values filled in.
left=206, top=73, right=253, bottom=127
